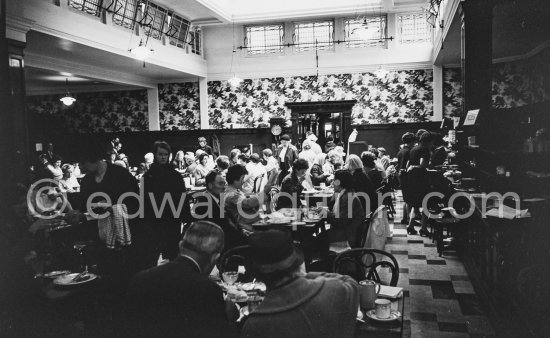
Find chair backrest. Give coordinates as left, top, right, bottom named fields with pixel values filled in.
left=253, top=174, right=265, bottom=193
left=267, top=186, right=280, bottom=214
left=218, top=245, right=251, bottom=275
left=333, top=248, right=399, bottom=286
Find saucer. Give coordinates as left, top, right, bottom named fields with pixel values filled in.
left=365, top=309, right=401, bottom=322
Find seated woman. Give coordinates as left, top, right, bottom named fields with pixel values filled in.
left=184, top=152, right=197, bottom=175
left=243, top=153, right=267, bottom=194
left=59, top=164, right=80, bottom=193
left=229, top=148, right=241, bottom=166
left=193, top=153, right=210, bottom=186
left=345, top=155, right=377, bottom=214
left=277, top=158, right=309, bottom=210
left=327, top=170, right=366, bottom=249
left=310, top=153, right=332, bottom=186
left=214, top=155, right=230, bottom=178
left=323, top=150, right=342, bottom=176
left=172, top=150, right=185, bottom=171
left=361, top=151, right=383, bottom=191
left=224, top=164, right=263, bottom=234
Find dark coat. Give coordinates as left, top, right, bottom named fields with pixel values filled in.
left=327, top=190, right=366, bottom=247
left=277, top=172, right=304, bottom=209
left=193, top=192, right=247, bottom=252
left=242, top=272, right=359, bottom=338
left=351, top=168, right=378, bottom=214
left=143, top=163, right=190, bottom=221
left=123, top=256, right=238, bottom=338
left=274, top=146, right=298, bottom=175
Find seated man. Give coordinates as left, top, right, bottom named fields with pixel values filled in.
left=124, top=221, right=238, bottom=338
left=242, top=230, right=359, bottom=338
left=224, top=164, right=263, bottom=233
left=193, top=171, right=247, bottom=252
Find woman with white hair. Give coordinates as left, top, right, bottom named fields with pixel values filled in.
left=184, top=152, right=197, bottom=175
left=59, top=164, right=80, bottom=193
left=144, top=153, right=154, bottom=169
left=298, top=140, right=317, bottom=169
left=303, top=132, right=322, bottom=155
left=172, top=150, right=185, bottom=171
left=323, top=150, right=343, bottom=175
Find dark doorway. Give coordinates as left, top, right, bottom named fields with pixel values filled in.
left=285, top=100, right=356, bottom=151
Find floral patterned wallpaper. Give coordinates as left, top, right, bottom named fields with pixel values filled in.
left=443, top=68, right=463, bottom=118
left=208, top=70, right=434, bottom=129
left=27, top=90, right=148, bottom=133
left=158, top=82, right=200, bottom=130
left=492, top=47, right=550, bottom=108
left=443, top=47, right=550, bottom=115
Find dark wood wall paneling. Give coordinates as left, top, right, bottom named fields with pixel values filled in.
left=32, top=128, right=273, bottom=167
left=32, top=121, right=441, bottom=166
left=354, top=122, right=442, bottom=157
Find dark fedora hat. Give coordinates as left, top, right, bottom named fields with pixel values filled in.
left=280, top=134, right=291, bottom=141
left=248, top=230, right=303, bottom=274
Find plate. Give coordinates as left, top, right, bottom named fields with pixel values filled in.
left=44, top=270, right=71, bottom=278
left=365, top=309, right=401, bottom=322
left=303, top=217, right=321, bottom=223
left=53, top=272, right=97, bottom=286
left=268, top=219, right=291, bottom=225
left=290, top=221, right=306, bottom=226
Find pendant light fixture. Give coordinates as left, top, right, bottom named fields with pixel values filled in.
left=129, top=2, right=154, bottom=65
left=130, top=38, right=154, bottom=61
left=228, top=22, right=242, bottom=87
left=60, top=78, right=76, bottom=106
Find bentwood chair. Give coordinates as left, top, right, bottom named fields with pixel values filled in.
left=333, top=248, right=400, bottom=286
left=252, top=174, right=265, bottom=193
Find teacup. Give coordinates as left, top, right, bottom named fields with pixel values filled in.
left=374, top=298, right=391, bottom=319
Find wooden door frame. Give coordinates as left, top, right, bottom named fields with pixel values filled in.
left=285, top=100, right=356, bottom=149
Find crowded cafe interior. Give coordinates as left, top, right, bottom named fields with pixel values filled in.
left=2, top=0, right=550, bottom=337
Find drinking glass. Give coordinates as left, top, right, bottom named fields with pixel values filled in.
left=73, top=243, right=88, bottom=272
left=222, top=271, right=239, bottom=285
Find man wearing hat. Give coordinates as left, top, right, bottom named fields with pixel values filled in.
left=242, top=230, right=359, bottom=338
left=274, top=134, right=298, bottom=185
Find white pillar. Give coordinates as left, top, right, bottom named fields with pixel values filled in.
left=199, top=77, right=209, bottom=129
left=147, top=87, right=160, bottom=131
left=432, top=65, right=443, bottom=121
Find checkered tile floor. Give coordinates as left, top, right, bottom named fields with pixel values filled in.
left=389, top=192, right=495, bottom=338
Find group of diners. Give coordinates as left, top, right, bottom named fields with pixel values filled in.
left=20, top=127, right=456, bottom=338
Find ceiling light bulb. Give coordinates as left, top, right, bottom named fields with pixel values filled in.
left=60, top=96, right=76, bottom=106
left=130, top=40, right=154, bottom=61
